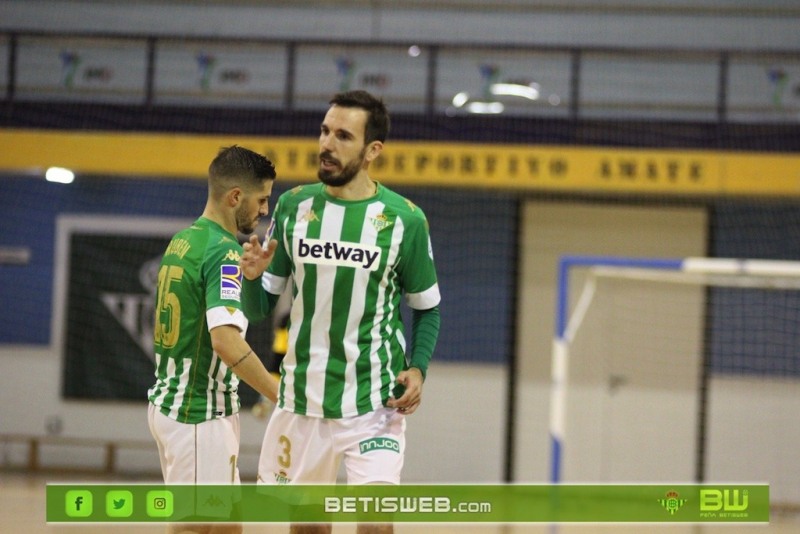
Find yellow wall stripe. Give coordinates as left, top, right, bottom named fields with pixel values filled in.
left=3, top=128, right=800, bottom=197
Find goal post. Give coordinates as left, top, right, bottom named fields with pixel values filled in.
left=550, top=254, right=800, bottom=484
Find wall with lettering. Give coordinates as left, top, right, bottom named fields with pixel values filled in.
left=0, top=175, right=516, bottom=368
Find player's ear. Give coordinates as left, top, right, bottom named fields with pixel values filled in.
left=227, top=187, right=243, bottom=207
left=364, top=140, right=383, bottom=164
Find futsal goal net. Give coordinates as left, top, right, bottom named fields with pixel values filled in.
left=549, top=255, right=800, bottom=506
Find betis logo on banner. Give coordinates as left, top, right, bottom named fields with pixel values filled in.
left=658, top=490, right=688, bottom=515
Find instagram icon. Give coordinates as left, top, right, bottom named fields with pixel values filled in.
left=146, top=490, right=173, bottom=517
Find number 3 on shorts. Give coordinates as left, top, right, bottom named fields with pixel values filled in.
left=278, top=434, right=291, bottom=469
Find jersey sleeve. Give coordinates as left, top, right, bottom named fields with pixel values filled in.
left=203, top=237, right=248, bottom=332
left=398, top=210, right=441, bottom=310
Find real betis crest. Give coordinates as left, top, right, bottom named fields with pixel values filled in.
left=658, top=491, right=687, bottom=515
left=370, top=213, right=393, bottom=231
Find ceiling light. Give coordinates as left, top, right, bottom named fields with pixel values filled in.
left=46, top=167, right=75, bottom=184
left=466, top=101, right=505, bottom=114
left=452, top=91, right=470, bottom=108
left=490, top=82, right=540, bottom=100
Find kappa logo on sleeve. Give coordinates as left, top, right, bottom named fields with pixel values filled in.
left=220, top=264, right=242, bottom=300
left=294, top=237, right=381, bottom=271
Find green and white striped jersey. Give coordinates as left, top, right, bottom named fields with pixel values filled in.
left=148, top=217, right=248, bottom=424
left=262, top=182, right=440, bottom=418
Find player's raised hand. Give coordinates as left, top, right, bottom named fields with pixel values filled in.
left=240, top=234, right=278, bottom=281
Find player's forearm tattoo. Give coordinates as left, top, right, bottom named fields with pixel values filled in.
left=231, top=349, right=252, bottom=368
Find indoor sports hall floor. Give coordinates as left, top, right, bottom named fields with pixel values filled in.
left=5, top=471, right=798, bottom=534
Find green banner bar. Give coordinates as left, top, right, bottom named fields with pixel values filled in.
left=47, top=484, right=769, bottom=524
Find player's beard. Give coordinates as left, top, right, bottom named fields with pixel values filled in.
left=318, top=147, right=366, bottom=187
left=235, top=203, right=258, bottom=235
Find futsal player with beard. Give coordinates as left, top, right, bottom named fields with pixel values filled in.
left=148, top=146, right=281, bottom=534
left=240, top=90, right=441, bottom=534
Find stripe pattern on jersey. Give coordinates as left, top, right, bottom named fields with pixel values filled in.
left=263, top=184, right=439, bottom=419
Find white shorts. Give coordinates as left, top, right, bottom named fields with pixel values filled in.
left=148, top=403, right=241, bottom=484
left=258, top=407, right=406, bottom=486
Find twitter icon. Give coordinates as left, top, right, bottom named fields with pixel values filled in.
left=106, top=490, right=133, bottom=518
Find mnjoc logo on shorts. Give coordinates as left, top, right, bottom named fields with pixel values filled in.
left=359, top=437, right=400, bottom=454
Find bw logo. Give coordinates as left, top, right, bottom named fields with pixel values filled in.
left=700, top=489, right=748, bottom=512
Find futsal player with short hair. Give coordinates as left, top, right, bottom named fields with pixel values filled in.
left=148, top=146, right=281, bottom=534
left=240, top=90, right=441, bottom=534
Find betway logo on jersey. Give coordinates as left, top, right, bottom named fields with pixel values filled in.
left=295, top=237, right=381, bottom=271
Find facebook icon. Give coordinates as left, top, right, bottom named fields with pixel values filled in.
left=65, top=490, right=93, bottom=517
